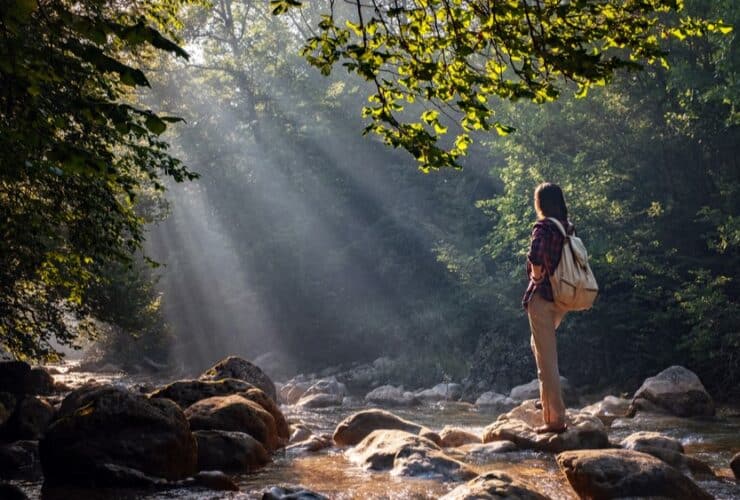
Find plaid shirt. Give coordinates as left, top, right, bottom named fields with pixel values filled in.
left=522, top=218, right=573, bottom=309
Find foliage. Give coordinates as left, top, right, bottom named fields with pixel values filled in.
left=0, top=0, right=194, bottom=360
left=454, top=0, right=739, bottom=395
left=278, top=0, right=731, bottom=170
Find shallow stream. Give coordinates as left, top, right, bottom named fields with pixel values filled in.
left=12, top=365, right=740, bottom=499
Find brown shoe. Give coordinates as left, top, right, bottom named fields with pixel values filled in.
left=534, top=423, right=568, bottom=434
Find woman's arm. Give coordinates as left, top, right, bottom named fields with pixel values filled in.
left=527, top=223, right=548, bottom=281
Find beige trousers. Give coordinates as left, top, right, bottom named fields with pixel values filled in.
left=527, top=293, right=567, bottom=426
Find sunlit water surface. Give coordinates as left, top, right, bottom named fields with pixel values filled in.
left=13, top=364, right=740, bottom=499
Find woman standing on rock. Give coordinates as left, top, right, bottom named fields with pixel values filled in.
left=523, top=182, right=574, bottom=434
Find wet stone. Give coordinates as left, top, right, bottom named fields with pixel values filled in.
left=441, top=470, right=548, bottom=500
left=262, top=485, right=329, bottom=499
left=483, top=400, right=609, bottom=453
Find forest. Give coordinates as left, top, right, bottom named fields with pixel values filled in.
left=3, top=0, right=735, bottom=395
left=0, top=0, right=739, bottom=497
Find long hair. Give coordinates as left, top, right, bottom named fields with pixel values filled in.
left=534, top=182, right=568, bottom=221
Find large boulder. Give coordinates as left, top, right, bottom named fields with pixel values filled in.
left=280, top=379, right=313, bottom=405
left=619, top=431, right=713, bottom=476
left=349, top=429, right=475, bottom=482
left=0, top=362, right=30, bottom=395
left=365, top=385, right=418, bottom=406
left=0, top=393, right=15, bottom=427
left=199, top=356, right=277, bottom=402
left=509, top=377, right=579, bottom=406
left=440, top=471, right=548, bottom=500
left=438, top=426, right=481, bottom=448
left=557, top=448, right=712, bottom=500
left=415, top=383, right=462, bottom=403
left=630, top=366, right=715, bottom=417
left=0, top=396, right=54, bottom=440
left=24, top=368, right=55, bottom=396
left=240, top=387, right=290, bottom=443
left=581, top=395, right=631, bottom=426
left=474, top=392, right=517, bottom=413
left=333, top=409, right=425, bottom=446
left=194, top=430, right=269, bottom=472
left=620, top=431, right=683, bottom=453
left=301, top=377, right=346, bottom=399
left=149, top=378, right=255, bottom=409
left=39, top=384, right=197, bottom=485
left=185, top=394, right=278, bottom=451
left=482, top=400, right=609, bottom=453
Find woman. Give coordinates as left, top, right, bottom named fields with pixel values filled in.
left=522, top=182, right=574, bottom=433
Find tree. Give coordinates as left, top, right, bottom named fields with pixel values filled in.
left=277, top=0, right=730, bottom=169
left=0, top=0, right=194, bottom=359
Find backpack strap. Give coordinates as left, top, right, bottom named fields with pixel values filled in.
left=546, top=217, right=568, bottom=237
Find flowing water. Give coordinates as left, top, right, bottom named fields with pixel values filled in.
left=12, top=364, right=740, bottom=499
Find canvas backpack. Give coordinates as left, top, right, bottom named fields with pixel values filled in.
left=546, top=217, right=598, bottom=311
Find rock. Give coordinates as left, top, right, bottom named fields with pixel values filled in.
left=0, top=393, right=16, bottom=427
left=88, top=462, right=169, bottom=488
left=731, top=452, right=740, bottom=479
left=194, top=430, right=269, bottom=472
left=630, top=366, right=715, bottom=417
left=581, top=395, right=631, bottom=425
left=439, top=426, right=480, bottom=447
left=0, top=362, right=30, bottom=395
left=453, top=441, right=518, bottom=463
left=365, top=385, right=418, bottom=406
left=262, top=485, right=329, bottom=499
left=185, top=394, right=278, bottom=451
left=296, top=393, right=343, bottom=408
left=333, top=409, right=425, bottom=446
left=509, top=377, right=579, bottom=406
left=240, top=387, right=290, bottom=444
left=474, top=392, right=517, bottom=412
left=189, top=470, right=239, bottom=491
left=0, top=441, right=38, bottom=478
left=302, top=377, right=346, bottom=399
left=348, top=430, right=436, bottom=470
left=0, top=482, right=28, bottom=500
left=289, top=424, right=313, bottom=444
left=620, top=432, right=713, bottom=477
left=1, top=396, right=54, bottom=440
left=286, top=434, right=333, bottom=454
left=149, top=378, right=256, bottom=409
left=557, top=448, right=712, bottom=500
left=416, top=383, right=462, bottom=403
left=440, top=470, right=548, bottom=499
left=199, top=356, right=277, bottom=402
left=240, top=387, right=290, bottom=447
left=482, top=400, right=609, bottom=453
left=24, top=368, right=54, bottom=396
left=151, top=380, right=289, bottom=444
left=349, top=429, right=475, bottom=482
left=40, top=385, right=197, bottom=486
left=620, top=431, right=684, bottom=453
left=280, top=379, right=313, bottom=405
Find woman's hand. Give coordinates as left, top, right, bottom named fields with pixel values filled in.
left=530, top=264, right=544, bottom=283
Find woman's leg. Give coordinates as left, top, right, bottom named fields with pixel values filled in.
left=527, top=294, right=566, bottom=427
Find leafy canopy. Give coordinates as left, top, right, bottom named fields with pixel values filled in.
left=275, top=0, right=731, bottom=170
left=0, top=0, right=193, bottom=359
